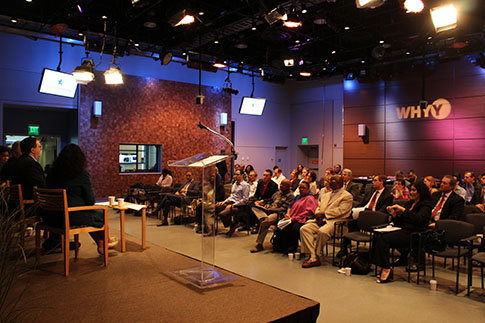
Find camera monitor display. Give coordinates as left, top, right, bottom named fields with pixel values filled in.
left=38, top=68, right=78, bottom=98
left=239, top=97, right=266, bottom=116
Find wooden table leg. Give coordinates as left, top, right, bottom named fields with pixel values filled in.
left=120, top=209, right=126, bottom=252
left=141, top=207, right=146, bottom=249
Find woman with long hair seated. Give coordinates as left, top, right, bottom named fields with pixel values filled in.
left=373, top=181, right=431, bottom=283
left=156, top=168, right=173, bottom=187
left=46, top=144, right=118, bottom=254
left=424, top=176, right=439, bottom=195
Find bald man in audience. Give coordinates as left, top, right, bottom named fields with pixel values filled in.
left=300, top=174, right=353, bottom=268
left=470, top=173, right=485, bottom=213
left=342, top=168, right=361, bottom=202
left=429, top=175, right=465, bottom=228
left=272, top=167, right=286, bottom=188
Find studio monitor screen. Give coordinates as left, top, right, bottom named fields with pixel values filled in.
left=239, top=97, right=266, bottom=116
left=38, top=68, right=78, bottom=98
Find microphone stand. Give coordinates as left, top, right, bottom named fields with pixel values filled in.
left=198, top=122, right=237, bottom=160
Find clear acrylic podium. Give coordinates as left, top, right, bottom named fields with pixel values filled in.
left=168, top=152, right=236, bottom=288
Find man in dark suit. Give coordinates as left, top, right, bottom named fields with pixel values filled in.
left=461, top=171, right=481, bottom=205
left=11, top=137, right=45, bottom=199
left=429, top=175, right=465, bottom=227
left=352, top=174, right=393, bottom=219
left=342, top=168, right=361, bottom=202
left=156, top=171, right=201, bottom=226
left=470, top=173, right=485, bottom=212
left=250, top=169, right=278, bottom=205
left=338, top=174, right=393, bottom=257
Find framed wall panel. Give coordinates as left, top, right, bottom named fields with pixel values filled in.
left=385, top=119, right=454, bottom=141
left=344, top=105, right=385, bottom=124
left=386, top=140, right=454, bottom=160
left=343, top=141, right=384, bottom=159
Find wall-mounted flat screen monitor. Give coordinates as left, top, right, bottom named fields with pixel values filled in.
left=38, top=68, right=78, bottom=98
left=239, top=97, right=266, bottom=116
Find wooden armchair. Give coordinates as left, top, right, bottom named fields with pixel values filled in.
left=34, top=187, right=108, bottom=277
left=4, top=183, right=35, bottom=246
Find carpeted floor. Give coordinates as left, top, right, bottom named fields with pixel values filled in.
left=7, top=232, right=319, bottom=322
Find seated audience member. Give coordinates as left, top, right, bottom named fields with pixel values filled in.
left=0, top=145, right=9, bottom=173
left=195, top=167, right=225, bottom=234
left=45, top=144, right=118, bottom=253
left=249, top=179, right=294, bottom=252
left=297, top=164, right=304, bottom=180
left=351, top=175, right=393, bottom=220
left=155, top=171, right=201, bottom=226
left=156, top=168, right=173, bottom=188
left=373, top=181, right=431, bottom=283
left=342, top=168, right=361, bottom=201
left=251, top=169, right=279, bottom=206
left=0, top=141, right=21, bottom=182
left=461, top=171, right=481, bottom=204
left=333, top=164, right=342, bottom=175
left=295, top=171, right=318, bottom=196
left=470, top=173, right=485, bottom=213
left=424, top=176, right=439, bottom=195
left=428, top=175, right=465, bottom=227
left=319, top=175, right=332, bottom=197
left=407, top=170, right=418, bottom=189
left=317, top=167, right=334, bottom=189
left=289, top=169, right=300, bottom=192
left=244, top=165, right=254, bottom=182
left=247, top=170, right=258, bottom=198
left=394, top=170, right=410, bottom=187
left=214, top=169, right=250, bottom=237
left=453, top=174, right=466, bottom=200
left=272, top=167, right=286, bottom=188
left=301, top=167, right=310, bottom=182
left=215, top=156, right=228, bottom=183
left=274, top=181, right=318, bottom=253
left=11, top=137, right=45, bottom=199
left=300, top=175, right=353, bottom=268
left=392, top=179, right=410, bottom=200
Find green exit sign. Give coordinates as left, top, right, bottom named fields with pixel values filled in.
left=28, top=125, right=39, bottom=135
left=301, top=137, right=308, bottom=144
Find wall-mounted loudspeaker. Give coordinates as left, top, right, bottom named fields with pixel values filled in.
left=358, top=124, right=367, bottom=137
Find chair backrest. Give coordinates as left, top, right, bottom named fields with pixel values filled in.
left=464, top=205, right=481, bottom=215
left=364, top=183, right=374, bottom=195
left=34, top=187, right=70, bottom=228
left=465, top=213, right=485, bottom=235
left=435, top=219, right=474, bottom=246
left=393, top=199, right=408, bottom=207
left=357, top=211, right=389, bottom=231
left=5, top=183, right=23, bottom=207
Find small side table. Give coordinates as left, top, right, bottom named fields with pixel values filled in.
left=110, top=204, right=147, bottom=252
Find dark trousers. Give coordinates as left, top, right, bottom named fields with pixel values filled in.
left=276, top=221, right=303, bottom=253
left=157, top=193, right=186, bottom=220
left=216, top=204, right=245, bottom=227
left=373, top=230, right=412, bottom=269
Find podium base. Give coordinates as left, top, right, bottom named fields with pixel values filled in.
left=170, top=265, right=237, bottom=288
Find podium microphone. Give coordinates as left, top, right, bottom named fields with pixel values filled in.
left=197, top=122, right=209, bottom=130
left=197, top=121, right=237, bottom=160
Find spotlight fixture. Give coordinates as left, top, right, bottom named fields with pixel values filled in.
left=169, top=9, right=195, bottom=27
left=104, top=66, right=123, bottom=85
left=283, top=8, right=302, bottom=28
left=213, top=59, right=227, bottom=69
left=299, top=72, right=311, bottom=77
left=72, top=58, right=95, bottom=84
left=283, top=59, right=295, bottom=67
left=222, top=70, right=239, bottom=95
left=404, top=0, right=424, bottom=13
left=430, top=4, right=457, bottom=33
left=356, top=0, right=386, bottom=9
left=264, top=6, right=287, bottom=25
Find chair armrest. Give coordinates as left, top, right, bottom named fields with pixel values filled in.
left=335, top=218, right=354, bottom=226
left=68, top=205, right=108, bottom=212
left=461, top=235, right=479, bottom=244
left=24, top=199, right=35, bottom=204
left=372, top=223, right=389, bottom=230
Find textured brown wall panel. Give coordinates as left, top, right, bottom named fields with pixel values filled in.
left=344, top=105, right=385, bottom=124
left=385, top=119, right=454, bottom=141
left=452, top=97, right=485, bottom=119
left=454, top=140, right=485, bottom=160
left=384, top=160, right=453, bottom=178
left=385, top=140, right=454, bottom=160
left=79, top=73, right=231, bottom=197
left=344, top=159, right=385, bottom=176
left=344, top=84, right=384, bottom=108
left=343, top=142, right=384, bottom=159
left=453, top=118, right=485, bottom=139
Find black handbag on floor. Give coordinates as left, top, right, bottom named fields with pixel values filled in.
left=424, top=229, right=446, bottom=253
left=343, top=252, right=370, bottom=275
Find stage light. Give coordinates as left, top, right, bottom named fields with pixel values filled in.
left=404, top=0, right=424, bottom=13
left=283, top=59, right=294, bottom=67
left=169, top=9, right=195, bottom=27
left=283, top=8, right=302, bottom=28
left=72, top=59, right=95, bottom=84
left=264, top=7, right=287, bottom=25
left=213, top=59, right=227, bottom=69
left=223, top=87, right=239, bottom=95
left=104, top=66, right=123, bottom=85
left=430, top=4, right=457, bottom=32
left=356, top=0, right=386, bottom=9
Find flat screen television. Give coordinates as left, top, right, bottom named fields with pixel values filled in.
left=239, top=97, right=266, bottom=116
left=38, top=68, right=78, bottom=98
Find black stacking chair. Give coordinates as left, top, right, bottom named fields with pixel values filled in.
left=427, top=220, right=475, bottom=294
left=467, top=225, right=485, bottom=295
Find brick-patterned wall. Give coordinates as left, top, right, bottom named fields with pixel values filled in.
left=79, top=72, right=231, bottom=197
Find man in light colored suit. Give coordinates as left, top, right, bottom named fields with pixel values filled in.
left=300, top=174, right=353, bottom=268
left=342, top=168, right=361, bottom=202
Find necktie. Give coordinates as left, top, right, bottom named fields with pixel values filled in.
left=431, top=193, right=445, bottom=220
left=368, top=191, right=379, bottom=210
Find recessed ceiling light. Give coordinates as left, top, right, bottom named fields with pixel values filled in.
left=214, top=39, right=219, bottom=44
left=361, top=60, right=365, bottom=64
left=295, top=40, right=300, bottom=44
left=199, top=12, right=204, bottom=16
left=143, top=21, right=157, bottom=28
left=251, top=25, right=257, bottom=31
left=78, top=32, right=83, bottom=36
left=313, top=18, right=326, bottom=25
left=331, top=50, right=336, bottom=54
left=300, top=72, right=311, bottom=77
left=134, top=43, right=139, bottom=47
left=301, top=9, right=307, bottom=14
left=406, top=51, right=411, bottom=55
left=379, top=40, right=385, bottom=44
left=25, top=0, right=32, bottom=2
left=322, top=67, right=327, bottom=71
left=10, top=17, right=17, bottom=23
left=344, top=26, right=350, bottom=30
left=102, top=15, right=107, bottom=20
left=428, top=36, right=432, bottom=40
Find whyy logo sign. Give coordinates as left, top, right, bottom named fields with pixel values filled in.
left=395, top=98, right=451, bottom=120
